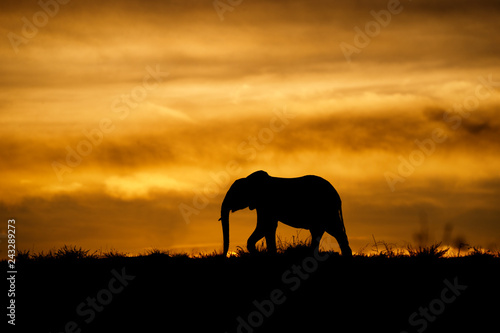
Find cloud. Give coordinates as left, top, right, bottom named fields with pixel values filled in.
left=2, top=0, right=499, bottom=88
left=41, top=182, right=83, bottom=194
left=142, top=102, right=194, bottom=122
left=0, top=191, right=189, bottom=252
left=1, top=0, right=499, bottom=255
left=2, top=101, right=499, bottom=188
left=104, top=173, right=193, bottom=200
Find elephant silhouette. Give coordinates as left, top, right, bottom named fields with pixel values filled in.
left=219, top=171, right=352, bottom=257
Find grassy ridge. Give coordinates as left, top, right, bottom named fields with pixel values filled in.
left=5, top=241, right=500, bottom=333
left=12, top=239, right=500, bottom=261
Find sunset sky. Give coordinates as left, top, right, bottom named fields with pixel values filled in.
left=1, top=0, right=499, bottom=258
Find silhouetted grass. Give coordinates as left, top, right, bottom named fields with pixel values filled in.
left=229, top=234, right=327, bottom=259
left=15, top=245, right=100, bottom=261
left=5, top=239, right=499, bottom=263
left=100, top=248, right=129, bottom=258
left=370, top=240, right=407, bottom=258
left=16, top=249, right=32, bottom=261
left=55, top=245, right=99, bottom=260
left=140, top=247, right=172, bottom=257
left=406, top=242, right=449, bottom=259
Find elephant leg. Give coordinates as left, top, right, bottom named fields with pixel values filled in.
left=326, top=225, right=352, bottom=257
left=264, top=221, right=278, bottom=254
left=247, top=226, right=266, bottom=254
left=310, top=229, right=324, bottom=251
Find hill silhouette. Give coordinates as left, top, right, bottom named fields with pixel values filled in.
left=6, top=242, right=500, bottom=333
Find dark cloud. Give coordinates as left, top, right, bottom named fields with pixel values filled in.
left=2, top=0, right=499, bottom=87
left=460, top=119, right=493, bottom=135
left=0, top=191, right=188, bottom=253
left=2, top=104, right=499, bottom=179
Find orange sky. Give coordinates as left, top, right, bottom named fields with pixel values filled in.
left=1, top=0, right=500, bottom=258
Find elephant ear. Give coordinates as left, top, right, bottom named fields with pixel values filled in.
left=246, top=171, right=269, bottom=210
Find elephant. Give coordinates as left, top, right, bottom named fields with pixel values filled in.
left=219, top=170, right=352, bottom=257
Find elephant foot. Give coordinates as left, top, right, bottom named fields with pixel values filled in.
left=247, top=244, right=258, bottom=255
left=341, top=246, right=353, bottom=258
left=265, top=248, right=278, bottom=256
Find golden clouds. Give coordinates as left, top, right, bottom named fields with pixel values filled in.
left=104, top=172, right=193, bottom=200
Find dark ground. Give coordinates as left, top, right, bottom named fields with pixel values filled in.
left=5, top=248, right=500, bottom=333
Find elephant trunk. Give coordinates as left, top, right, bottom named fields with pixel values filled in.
left=220, top=204, right=230, bottom=257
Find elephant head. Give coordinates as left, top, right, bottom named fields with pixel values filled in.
left=219, top=171, right=268, bottom=256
